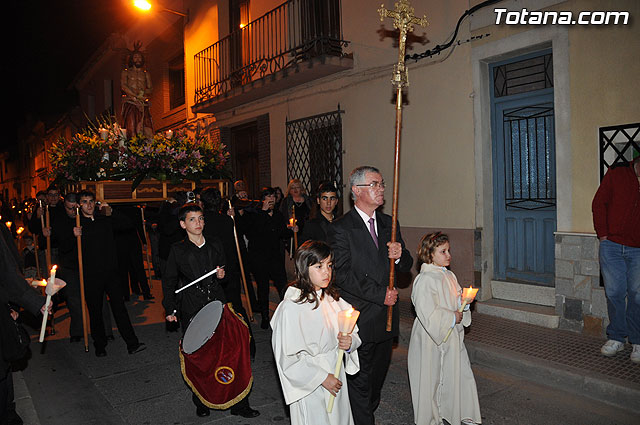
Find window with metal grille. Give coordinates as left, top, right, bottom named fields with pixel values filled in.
left=494, top=53, right=553, bottom=98
left=503, top=104, right=556, bottom=210
left=599, top=123, right=640, bottom=180
left=286, top=107, right=344, bottom=202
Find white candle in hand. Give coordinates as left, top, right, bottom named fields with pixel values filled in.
left=443, top=286, right=479, bottom=343
left=327, top=308, right=360, bottom=413
left=39, top=265, right=58, bottom=343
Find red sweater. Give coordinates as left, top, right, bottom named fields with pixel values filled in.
left=592, top=162, right=640, bottom=248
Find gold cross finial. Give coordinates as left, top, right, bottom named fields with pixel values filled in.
left=378, top=0, right=428, bottom=88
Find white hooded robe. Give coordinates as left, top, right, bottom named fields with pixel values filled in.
left=407, top=263, right=482, bottom=425
left=271, top=286, right=361, bottom=425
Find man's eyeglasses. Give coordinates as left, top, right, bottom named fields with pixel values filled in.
left=355, top=181, right=385, bottom=189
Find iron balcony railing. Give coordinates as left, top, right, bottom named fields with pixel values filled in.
left=194, top=0, right=348, bottom=105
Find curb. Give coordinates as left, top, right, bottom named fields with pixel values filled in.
left=466, top=340, right=640, bottom=415
left=13, top=371, right=41, bottom=425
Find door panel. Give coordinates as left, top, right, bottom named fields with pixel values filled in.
left=493, top=92, right=556, bottom=285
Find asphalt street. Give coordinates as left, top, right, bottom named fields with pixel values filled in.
left=12, top=277, right=639, bottom=424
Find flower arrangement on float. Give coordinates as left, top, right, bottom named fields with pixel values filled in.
left=49, top=118, right=230, bottom=191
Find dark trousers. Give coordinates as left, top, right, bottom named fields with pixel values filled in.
left=57, top=267, right=84, bottom=337
left=117, top=241, right=151, bottom=297
left=0, top=368, right=13, bottom=423
left=347, top=338, right=393, bottom=425
left=85, top=273, right=139, bottom=350
left=251, top=257, right=286, bottom=316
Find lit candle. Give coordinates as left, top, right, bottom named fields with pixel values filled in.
left=5, top=221, right=12, bottom=228
left=39, top=266, right=66, bottom=343
left=166, top=130, right=173, bottom=138
left=99, top=127, right=108, bottom=141
left=327, top=308, right=360, bottom=413
left=443, top=286, right=479, bottom=343
left=30, top=279, right=48, bottom=288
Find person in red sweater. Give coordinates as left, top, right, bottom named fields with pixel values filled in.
left=592, top=156, right=640, bottom=363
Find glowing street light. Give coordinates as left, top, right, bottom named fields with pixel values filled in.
left=133, top=0, right=152, bottom=11
left=132, top=0, right=188, bottom=17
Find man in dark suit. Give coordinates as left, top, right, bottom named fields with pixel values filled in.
left=328, top=165, right=412, bottom=425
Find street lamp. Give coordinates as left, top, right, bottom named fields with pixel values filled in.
left=133, top=0, right=188, bottom=18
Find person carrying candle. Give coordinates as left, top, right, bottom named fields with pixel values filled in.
left=407, top=232, right=481, bottom=425
left=271, top=240, right=361, bottom=425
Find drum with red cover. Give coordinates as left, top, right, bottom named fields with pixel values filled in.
left=180, top=300, right=252, bottom=409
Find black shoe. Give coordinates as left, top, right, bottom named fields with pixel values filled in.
left=95, top=347, right=107, bottom=357
left=70, top=336, right=82, bottom=343
left=143, top=293, right=155, bottom=300
left=128, top=342, right=147, bottom=354
left=196, top=405, right=210, bottom=417
left=230, top=405, right=260, bottom=418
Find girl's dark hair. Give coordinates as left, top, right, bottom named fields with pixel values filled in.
left=292, top=240, right=340, bottom=309
left=417, top=232, right=449, bottom=265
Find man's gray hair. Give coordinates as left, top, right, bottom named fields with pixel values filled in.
left=349, top=165, right=380, bottom=200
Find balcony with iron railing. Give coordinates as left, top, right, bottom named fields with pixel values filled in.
left=193, top=0, right=352, bottom=114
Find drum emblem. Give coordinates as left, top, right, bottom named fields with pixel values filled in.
left=215, top=366, right=235, bottom=384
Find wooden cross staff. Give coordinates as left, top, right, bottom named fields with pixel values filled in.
left=378, top=0, right=428, bottom=332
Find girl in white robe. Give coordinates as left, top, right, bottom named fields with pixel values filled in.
left=408, top=232, right=481, bottom=425
left=271, top=240, right=361, bottom=425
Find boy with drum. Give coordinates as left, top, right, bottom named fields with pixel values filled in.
left=162, top=203, right=260, bottom=418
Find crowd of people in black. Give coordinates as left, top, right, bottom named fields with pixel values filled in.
left=0, top=179, right=344, bottom=423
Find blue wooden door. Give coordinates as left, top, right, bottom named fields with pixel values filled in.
left=492, top=90, right=556, bottom=285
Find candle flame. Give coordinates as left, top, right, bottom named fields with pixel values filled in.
left=16, top=227, right=24, bottom=234
left=346, top=307, right=354, bottom=317
left=462, top=285, right=479, bottom=301
left=51, top=265, right=58, bottom=273
left=36, top=279, right=47, bottom=287
left=5, top=221, right=12, bottom=228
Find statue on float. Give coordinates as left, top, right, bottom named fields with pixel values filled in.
left=121, top=41, right=153, bottom=138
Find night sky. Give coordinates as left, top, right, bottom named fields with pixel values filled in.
left=4, top=0, right=136, bottom=150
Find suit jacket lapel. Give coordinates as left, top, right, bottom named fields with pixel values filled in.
left=349, top=209, right=379, bottom=253
left=376, top=211, right=391, bottom=261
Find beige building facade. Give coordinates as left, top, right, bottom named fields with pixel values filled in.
left=71, top=0, right=638, bottom=336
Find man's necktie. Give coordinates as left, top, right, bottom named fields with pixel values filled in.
left=368, top=217, right=378, bottom=249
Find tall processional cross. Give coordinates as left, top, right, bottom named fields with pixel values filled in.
left=378, top=0, right=428, bottom=331
left=378, top=0, right=429, bottom=89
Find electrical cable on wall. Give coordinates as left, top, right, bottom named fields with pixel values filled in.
left=407, top=0, right=501, bottom=62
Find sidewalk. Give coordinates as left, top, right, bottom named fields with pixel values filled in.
left=461, top=312, right=640, bottom=414
left=14, top=281, right=640, bottom=424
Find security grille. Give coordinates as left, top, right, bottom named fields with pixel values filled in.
left=599, top=123, right=640, bottom=180
left=494, top=53, right=553, bottom=98
left=502, top=104, right=556, bottom=210
left=286, top=108, right=344, bottom=200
